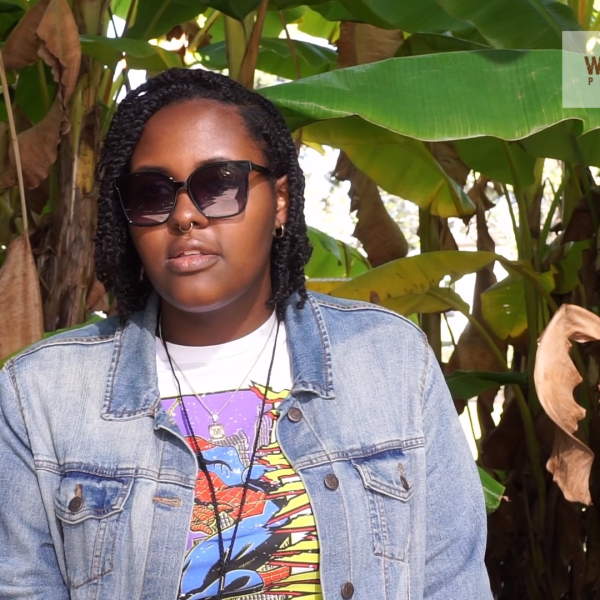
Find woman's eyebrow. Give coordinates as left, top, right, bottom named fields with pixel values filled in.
left=131, top=165, right=172, bottom=175
left=131, top=156, right=235, bottom=177
left=191, top=155, right=234, bottom=169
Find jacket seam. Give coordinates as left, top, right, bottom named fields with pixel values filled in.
left=5, top=363, right=33, bottom=452
left=310, top=294, right=427, bottom=337
left=419, top=338, right=430, bottom=415
left=291, top=438, right=425, bottom=471
left=104, top=325, right=125, bottom=413
left=6, top=335, right=115, bottom=365
left=35, top=461, right=196, bottom=487
left=306, top=296, right=334, bottom=393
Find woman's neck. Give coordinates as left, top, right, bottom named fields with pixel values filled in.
left=158, top=300, right=275, bottom=347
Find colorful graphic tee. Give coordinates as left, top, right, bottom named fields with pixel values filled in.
left=156, top=315, right=322, bottom=600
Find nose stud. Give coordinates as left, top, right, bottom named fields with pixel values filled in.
left=178, top=222, right=195, bottom=234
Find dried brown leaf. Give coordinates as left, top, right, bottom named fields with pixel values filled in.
left=427, top=141, right=470, bottom=188
left=334, top=152, right=408, bottom=266
left=0, top=97, right=64, bottom=189
left=0, top=0, right=80, bottom=191
left=1, top=0, right=51, bottom=69
left=36, top=0, right=81, bottom=101
left=337, top=22, right=402, bottom=68
left=534, top=304, right=600, bottom=504
left=0, top=234, right=43, bottom=359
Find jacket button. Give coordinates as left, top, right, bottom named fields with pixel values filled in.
left=324, top=473, right=339, bottom=490
left=68, top=496, right=83, bottom=512
left=287, top=407, right=303, bottom=422
left=341, top=582, right=354, bottom=598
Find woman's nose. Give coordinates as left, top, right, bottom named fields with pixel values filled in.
left=168, top=186, right=210, bottom=231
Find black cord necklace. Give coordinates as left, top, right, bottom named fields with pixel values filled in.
left=159, top=315, right=281, bottom=600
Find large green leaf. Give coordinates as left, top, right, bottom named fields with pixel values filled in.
left=262, top=6, right=307, bottom=38
left=446, top=370, right=527, bottom=400
left=197, top=38, right=337, bottom=79
left=437, top=0, right=581, bottom=49
left=329, top=250, right=496, bottom=306
left=397, top=32, right=489, bottom=57
left=0, top=1, right=22, bottom=13
left=203, top=0, right=260, bottom=20
left=296, top=6, right=339, bottom=41
left=80, top=35, right=182, bottom=70
left=454, top=137, right=536, bottom=186
left=15, top=63, right=55, bottom=125
left=261, top=51, right=600, bottom=143
left=379, top=286, right=470, bottom=316
left=274, top=1, right=355, bottom=22
left=305, top=227, right=370, bottom=278
left=302, top=117, right=475, bottom=217
left=552, top=241, right=590, bottom=295
left=125, top=0, right=207, bottom=40
left=478, top=467, right=506, bottom=514
left=481, top=271, right=555, bottom=339
left=275, top=0, right=467, bottom=30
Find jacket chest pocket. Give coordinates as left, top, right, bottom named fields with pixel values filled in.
left=352, top=448, right=419, bottom=562
left=54, top=473, right=133, bottom=589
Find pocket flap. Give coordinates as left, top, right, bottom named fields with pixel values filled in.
left=352, top=449, right=417, bottom=502
left=55, top=473, right=133, bottom=524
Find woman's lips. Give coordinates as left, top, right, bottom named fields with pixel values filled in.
left=166, top=252, right=219, bottom=273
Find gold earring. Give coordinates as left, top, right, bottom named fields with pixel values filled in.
left=273, top=223, right=286, bottom=239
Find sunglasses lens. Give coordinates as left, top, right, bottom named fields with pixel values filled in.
left=188, top=162, right=248, bottom=218
left=116, top=173, right=175, bottom=225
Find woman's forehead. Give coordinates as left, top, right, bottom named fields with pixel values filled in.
left=131, top=100, right=265, bottom=171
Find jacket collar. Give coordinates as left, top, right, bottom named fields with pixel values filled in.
left=102, top=291, right=334, bottom=421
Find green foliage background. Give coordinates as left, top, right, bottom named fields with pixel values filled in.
left=1, top=0, right=600, bottom=597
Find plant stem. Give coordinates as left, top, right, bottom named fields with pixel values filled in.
left=188, top=10, right=220, bottom=54
left=224, top=16, right=248, bottom=82
left=0, top=50, right=27, bottom=233
left=502, top=141, right=533, bottom=261
left=279, top=10, right=301, bottom=79
left=502, top=182, right=519, bottom=253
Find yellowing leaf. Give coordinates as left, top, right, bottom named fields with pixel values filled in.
left=329, top=250, right=496, bottom=303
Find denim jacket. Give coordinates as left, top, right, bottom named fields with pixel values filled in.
left=0, top=292, right=491, bottom=600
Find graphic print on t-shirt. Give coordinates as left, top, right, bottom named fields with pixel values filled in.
left=162, top=383, right=322, bottom=600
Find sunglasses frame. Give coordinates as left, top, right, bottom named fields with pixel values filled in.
left=113, top=160, right=272, bottom=227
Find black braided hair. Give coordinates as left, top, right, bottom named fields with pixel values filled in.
left=95, top=68, right=311, bottom=322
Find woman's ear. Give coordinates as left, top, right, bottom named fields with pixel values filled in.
left=274, top=175, right=289, bottom=229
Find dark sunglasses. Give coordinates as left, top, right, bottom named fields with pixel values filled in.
left=113, top=160, right=272, bottom=226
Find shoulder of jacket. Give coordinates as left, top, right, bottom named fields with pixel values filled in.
left=306, top=291, right=427, bottom=339
left=5, top=314, right=121, bottom=367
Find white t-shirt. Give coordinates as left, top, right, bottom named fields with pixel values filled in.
left=156, top=314, right=322, bottom=600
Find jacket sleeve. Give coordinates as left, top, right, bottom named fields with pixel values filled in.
left=0, top=364, right=69, bottom=599
left=421, top=345, right=493, bottom=600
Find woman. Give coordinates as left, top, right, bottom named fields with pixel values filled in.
left=0, top=68, right=491, bottom=600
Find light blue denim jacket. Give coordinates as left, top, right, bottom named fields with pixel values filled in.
left=0, top=292, right=492, bottom=600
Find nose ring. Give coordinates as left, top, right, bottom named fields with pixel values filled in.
left=178, top=222, right=195, bottom=234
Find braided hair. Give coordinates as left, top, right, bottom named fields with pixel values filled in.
left=95, top=68, right=311, bottom=322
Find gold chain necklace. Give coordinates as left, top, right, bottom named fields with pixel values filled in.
left=158, top=317, right=277, bottom=442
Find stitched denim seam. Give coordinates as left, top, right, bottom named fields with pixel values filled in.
left=291, top=439, right=425, bottom=471
left=306, top=295, right=334, bottom=396
left=312, top=297, right=427, bottom=339
left=35, top=461, right=196, bottom=487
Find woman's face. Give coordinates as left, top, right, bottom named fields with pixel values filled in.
left=128, top=99, right=288, bottom=324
